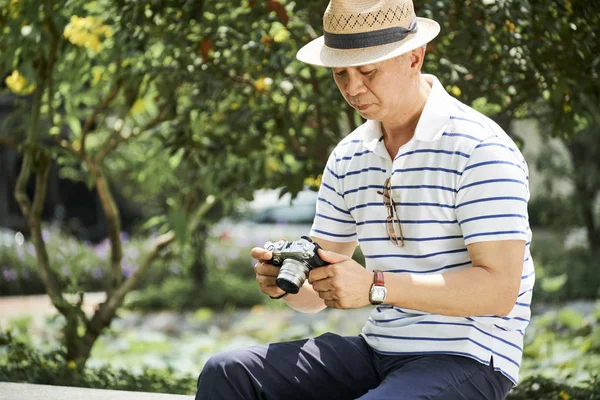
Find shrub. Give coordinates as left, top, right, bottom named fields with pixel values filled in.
left=2, top=331, right=600, bottom=398
left=0, top=331, right=196, bottom=394
left=507, top=376, right=600, bottom=400
left=531, top=235, right=600, bottom=303
left=125, top=272, right=265, bottom=311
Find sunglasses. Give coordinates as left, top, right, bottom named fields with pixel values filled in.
left=378, top=177, right=405, bottom=247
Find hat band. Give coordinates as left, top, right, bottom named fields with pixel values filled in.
left=324, top=18, right=418, bottom=50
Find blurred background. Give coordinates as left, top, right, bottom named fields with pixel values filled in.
left=0, top=0, right=599, bottom=398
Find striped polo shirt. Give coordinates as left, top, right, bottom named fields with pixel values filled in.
left=310, top=74, right=534, bottom=385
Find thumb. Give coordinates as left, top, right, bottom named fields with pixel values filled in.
left=317, top=248, right=350, bottom=264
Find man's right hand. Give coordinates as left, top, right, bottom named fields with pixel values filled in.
left=251, top=247, right=287, bottom=299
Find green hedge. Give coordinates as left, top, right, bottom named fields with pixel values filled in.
left=1, top=331, right=598, bottom=398
left=0, top=332, right=195, bottom=394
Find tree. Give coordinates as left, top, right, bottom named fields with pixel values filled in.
left=1, top=0, right=598, bottom=368
left=0, top=0, right=353, bottom=367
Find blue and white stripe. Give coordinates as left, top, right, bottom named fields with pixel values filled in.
left=310, top=74, right=534, bottom=385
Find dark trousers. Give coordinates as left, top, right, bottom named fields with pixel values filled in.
left=196, top=332, right=513, bottom=400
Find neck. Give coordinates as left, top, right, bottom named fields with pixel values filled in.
left=381, top=75, right=431, bottom=149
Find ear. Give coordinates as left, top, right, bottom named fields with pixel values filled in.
left=409, top=47, right=425, bottom=71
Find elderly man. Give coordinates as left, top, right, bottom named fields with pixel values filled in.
left=196, top=0, right=533, bottom=399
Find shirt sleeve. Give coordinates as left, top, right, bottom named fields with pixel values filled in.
left=455, top=136, right=530, bottom=246
left=310, top=151, right=358, bottom=242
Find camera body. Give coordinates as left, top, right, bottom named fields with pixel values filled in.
left=264, top=236, right=327, bottom=294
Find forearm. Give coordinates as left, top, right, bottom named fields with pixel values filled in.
left=385, top=266, right=519, bottom=318
left=283, top=281, right=327, bottom=314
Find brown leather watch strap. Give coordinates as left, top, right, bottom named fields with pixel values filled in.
left=373, top=270, right=384, bottom=286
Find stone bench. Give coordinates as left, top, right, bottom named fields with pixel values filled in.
left=0, top=382, right=194, bottom=400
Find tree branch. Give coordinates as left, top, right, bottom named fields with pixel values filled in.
left=87, top=161, right=123, bottom=293
left=95, top=107, right=169, bottom=163
left=82, top=195, right=218, bottom=357
left=80, top=82, right=122, bottom=157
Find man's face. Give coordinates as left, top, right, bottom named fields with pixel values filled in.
left=332, top=54, right=416, bottom=123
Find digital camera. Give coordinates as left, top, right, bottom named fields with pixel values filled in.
left=263, top=236, right=327, bottom=294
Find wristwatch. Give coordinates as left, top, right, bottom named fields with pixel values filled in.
left=369, top=270, right=387, bottom=305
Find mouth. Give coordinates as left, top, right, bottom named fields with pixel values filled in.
left=355, top=104, right=371, bottom=111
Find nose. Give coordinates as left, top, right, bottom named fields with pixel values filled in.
left=345, top=73, right=367, bottom=97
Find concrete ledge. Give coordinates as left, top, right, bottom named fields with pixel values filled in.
left=0, top=382, right=194, bottom=400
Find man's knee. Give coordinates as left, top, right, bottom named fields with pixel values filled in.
left=198, top=348, right=257, bottom=386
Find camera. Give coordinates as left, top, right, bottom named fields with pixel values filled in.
left=263, top=236, right=328, bottom=294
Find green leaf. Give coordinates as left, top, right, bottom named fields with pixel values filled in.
left=541, top=274, right=567, bottom=293
left=168, top=209, right=188, bottom=246
left=557, top=309, right=585, bottom=331
left=67, top=116, right=82, bottom=137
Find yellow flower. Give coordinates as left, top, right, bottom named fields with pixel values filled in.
left=64, top=15, right=113, bottom=53
left=559, top=391, right=570, bottom=400
left=449, top=86, right=462, bottom=97
left=5, top=71, right=36, bottom=95
left=273, top=28, right=290, bottom=43
left=67, top=360, right=77, bottom=369
left=253, top=77, right=272, bottom=92
left=505, top=19, right=516, bottom=33
left=304, top=174, right=322, bottom=188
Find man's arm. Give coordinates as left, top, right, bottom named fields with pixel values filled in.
left=282, top=238, right=357, bottom=314
left=309, top=239, right=524, bottom=317
left=383, top=240, right=524, bottom=317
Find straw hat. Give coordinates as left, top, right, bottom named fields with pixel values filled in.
left=296, top=0, right=440, bottom=67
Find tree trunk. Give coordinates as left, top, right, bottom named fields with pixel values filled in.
left=88, top=161, right=123, bottom=292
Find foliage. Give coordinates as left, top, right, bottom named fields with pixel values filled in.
left=507, top=376, right=600, bottom=400
left=530, top=235, right=600, bottom=303
left=1, top=0, right=599, bottom=368
left=419, top=0, right=600, bottom=249
left=0, top=226, right=187, bottom=296
left=522, top=302, right=600, bottom=384
left=0, top=331, right=196, bottom=394
left=2, top=329, right=600, bottom=398
left=125, top=273, right=265, bottom=311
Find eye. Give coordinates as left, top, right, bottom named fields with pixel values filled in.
left=360, top=69, right=375, bottom=76
left=334, top=70, right=346, bottom=77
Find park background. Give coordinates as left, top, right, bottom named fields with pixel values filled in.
left=0, top=0, right=599, bottom=398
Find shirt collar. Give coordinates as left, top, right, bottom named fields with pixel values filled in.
left=361, top=74, right=453, bottom=152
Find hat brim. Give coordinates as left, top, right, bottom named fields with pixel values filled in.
left=296, top=17, right=440, bottom=68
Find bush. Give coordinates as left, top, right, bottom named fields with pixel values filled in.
left=2, top=330, right=600, bottom=398
left=507, top=376, right=600, bottom=400
left=531, top=235, right=600, bottom=303
left=125, top=272, right=266, bottom=311
left=0, top=331, right=196, bottom=394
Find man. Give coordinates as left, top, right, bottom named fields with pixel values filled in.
left=196, top=0, right=533, bottom=398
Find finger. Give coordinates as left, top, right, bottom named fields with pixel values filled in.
left=311, top=278, right=334, bottom=292
left=324, top=299, right=338, bottom=309
left=256, top=274, right=279, bottom=289
left=257, top=278, right=286, bottom=297
left=251, top=247, right=273, bottom=261
left=256, top=262, right=281, bottom=277
left=317, top=290, right=336, bottom=301
left=317, top=248, right=350, bottom=264
left=308, top=265, right=333, bottom=284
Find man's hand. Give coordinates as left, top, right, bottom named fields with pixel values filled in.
left=309, top=249, right=372, bottom=309
left=251, top=247, right=286, bottom=299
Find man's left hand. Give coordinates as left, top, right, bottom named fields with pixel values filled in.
left=309, top=249, right=373, bottom=309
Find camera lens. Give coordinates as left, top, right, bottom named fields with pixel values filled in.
left=275, top=259, right=310, bottom=294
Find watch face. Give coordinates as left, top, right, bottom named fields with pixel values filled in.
left=370, top=286, right=387, bottom=303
